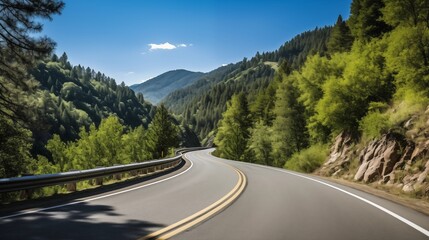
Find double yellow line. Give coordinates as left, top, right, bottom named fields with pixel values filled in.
left=139, top=164, right=247, bottom=240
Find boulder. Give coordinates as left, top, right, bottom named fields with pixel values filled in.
left=402, top=183, right=415, bottom=193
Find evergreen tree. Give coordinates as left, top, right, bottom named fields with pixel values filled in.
left=214, top=93, right=252, bottom=161
left=348, top=0, right=391, bottom=41
left=0, top=0, right=64, bottom=120
left=327, top=15, right=354, bottom=53
left=271, top=74, right=308, bottom=166
left=147, top=104, right=179, bottom=158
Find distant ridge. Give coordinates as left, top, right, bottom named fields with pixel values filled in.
left=130, top=69, right=204, bottom=104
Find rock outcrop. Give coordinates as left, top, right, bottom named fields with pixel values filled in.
left=320, top=107, right=429, bottom=196
left=354, top=132, right=408, bottom=183
left=318, top=132, right=355, bottom=177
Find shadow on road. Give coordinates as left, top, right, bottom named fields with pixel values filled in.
left=0, top=159, right=186, bottom=215
left=0, top=202, right=165, bottom=240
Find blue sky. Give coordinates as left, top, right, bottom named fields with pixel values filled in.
left=42, top=0, right=352, bottom=85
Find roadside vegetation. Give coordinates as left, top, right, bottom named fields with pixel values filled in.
left=214, top=0, right=429, bottom=175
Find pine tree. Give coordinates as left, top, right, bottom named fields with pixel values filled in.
left=271, top=74, right=308, bottom=166
left=327, top=15, right=354, bottom=53
left=214, top=93, right=252, bottom=161
left=348, top=0, right=391, bottom=41
left=147, top=104, right=179, bottom=158
left=0, top=0, right=64, bottom=120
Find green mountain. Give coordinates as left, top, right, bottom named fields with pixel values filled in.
left=130, top=69, right=204, bottom=104
left=164, top=27, right=332, bottom=143
left=28, top=53, right=154, bottom=156
left=27, top=53, right=201, bottom=158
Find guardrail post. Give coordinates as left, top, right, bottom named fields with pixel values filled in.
left=113, top=164, right=122, bottom=180
left=94, top=166, right=103, bottom=186
left=67, top=182, right=77, bottom=192
left=95, top=177, right=103, bottom=185
left=67, top=169, right=77, bottom=192
left=20, top=189, right=33, bottom=200
left=130, top=164, right=138, bottom=176
left=19, top=173, right=34, bottom=200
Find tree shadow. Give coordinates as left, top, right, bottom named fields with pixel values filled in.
left=0, top=202, right=165, bottom=240
left=1, top=159, right=187, bottom=215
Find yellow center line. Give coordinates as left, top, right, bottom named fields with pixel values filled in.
left=138, top=159, right=247, bottom=240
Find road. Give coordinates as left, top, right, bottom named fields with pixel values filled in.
left=1, top=149, right=428, bottom=239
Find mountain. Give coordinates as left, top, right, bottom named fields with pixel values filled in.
left=28, top=53, right=154, bottom=157
left=27, top=54, right=200, bottom=158
left=164, top=27, right=332, bottom=142
left=130, top=69, right=204, bottom=104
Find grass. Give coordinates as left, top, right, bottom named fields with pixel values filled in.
left=264, top=61, right=279, bottom=71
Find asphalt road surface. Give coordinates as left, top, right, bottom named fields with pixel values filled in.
left=1, top=149, right=428, bottom=240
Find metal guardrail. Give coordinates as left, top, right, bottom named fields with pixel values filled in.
left=0, top=147, right=209, bottom=194
left=0, top=157, right=181, bottom=193
left=175, top=147, right=209, bottom=156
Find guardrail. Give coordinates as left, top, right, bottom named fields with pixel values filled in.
left=174, top=147, right=209, bottom=155
left=0, top=147, right=209, bottom=197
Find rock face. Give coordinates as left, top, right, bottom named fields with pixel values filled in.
left=354, top=133, right=408, bottom=183
left=318, top=132, right=355, bottom=176
left=320, top=109, right=429, bottom=196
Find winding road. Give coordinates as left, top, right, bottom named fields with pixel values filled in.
left=1, top=149, right=428, bottom=239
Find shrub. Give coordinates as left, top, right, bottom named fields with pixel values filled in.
left=359, top=110, right=390, bottom=140
left=284, top=144, right=329, bottom=173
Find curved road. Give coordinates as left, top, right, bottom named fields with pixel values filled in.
left=1, top=149, right=428, bottom=239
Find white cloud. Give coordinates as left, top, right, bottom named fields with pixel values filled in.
left=222, top=64, right=228, bottom=67
left=148, top=42, right=177, bottom=51
left=147, top=42, right=192, bottom=51
left=127, top=71, right=135, bottom=75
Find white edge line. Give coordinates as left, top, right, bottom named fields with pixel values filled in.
left=0, top=157, right=194, bottom=220
left=222, top=156, right=429, bottom=238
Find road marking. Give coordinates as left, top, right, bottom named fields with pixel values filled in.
left=209, top=149, right=429, bottom=238
left=139, top=157, right=247, bottom=240
left=281, top=170, right=429, bottom=237
left=0, top=157, right=194, bottom=220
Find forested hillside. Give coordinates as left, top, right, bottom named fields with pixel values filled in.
left=29, top=53, right=154, bottom=156
left=0, top=0, right=197, bottom=181
left=214, top=0, right=429, bottom=197
left=164, top=27, right=332, bottom=143
left=130, top=69, right=204, bottom=104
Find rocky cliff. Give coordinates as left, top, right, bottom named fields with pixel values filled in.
left=318, top=106, right=429, bottom=198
